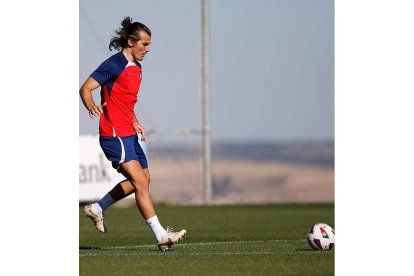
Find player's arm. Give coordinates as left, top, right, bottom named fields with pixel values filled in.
left=79, top=77, right=106, bottom=118
left=133, top=113, right=146, bottom=141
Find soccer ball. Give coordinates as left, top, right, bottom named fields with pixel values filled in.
left=307, top=223, right=335, bottom=250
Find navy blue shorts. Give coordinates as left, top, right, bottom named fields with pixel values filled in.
left=99, top=134, right=148, bottom=172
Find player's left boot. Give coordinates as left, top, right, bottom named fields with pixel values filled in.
left=157, top=227, right=187, bottom=251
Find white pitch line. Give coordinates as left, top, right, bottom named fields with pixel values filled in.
left=79, top=239, right=333, bottom=258
left=80, top=251, right=274, bottom=257
left=80, top=250, right=333, bottom=258
left=96, top=239, right=305, bottom=250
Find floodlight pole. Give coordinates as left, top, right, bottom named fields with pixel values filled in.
left=201, top=0, right=212, bottom=204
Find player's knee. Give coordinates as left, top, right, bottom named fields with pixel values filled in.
left=130, top=174, right=150, bottom=190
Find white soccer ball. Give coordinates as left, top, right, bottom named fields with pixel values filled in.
left=307, top=223, right=335, bottom=250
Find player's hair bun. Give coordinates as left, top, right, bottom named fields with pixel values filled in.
left=121, top=17, right=133, bottom=29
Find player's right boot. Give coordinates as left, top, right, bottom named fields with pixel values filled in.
left=84, top=204, right=107, bottom=233
left=157, top=227, right=187, bottom=251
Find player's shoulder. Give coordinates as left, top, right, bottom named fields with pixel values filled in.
left=94, top=52, right=129, bottom=76
left=101, top=52, right=127, bottom=67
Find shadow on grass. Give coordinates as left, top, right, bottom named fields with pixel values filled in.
left=79, top=246, right=167, bottom=252
left=295, top=248, right=316, bottom=251
left=79, top=246, right=102, bottom=250
left=295, top=248, right=334, bottom=253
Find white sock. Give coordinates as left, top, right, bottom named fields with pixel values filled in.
left=146, top=215, right=167, bottom=243
left=91, top=203, right=103, bottom=215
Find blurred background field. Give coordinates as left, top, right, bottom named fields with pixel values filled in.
left=147, top=140, right=334, bottom=204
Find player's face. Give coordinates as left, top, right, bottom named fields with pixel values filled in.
left=131, top=31, right=151, bottom=61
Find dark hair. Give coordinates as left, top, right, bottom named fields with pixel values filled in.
left=109, top=17, right=151, bottom=51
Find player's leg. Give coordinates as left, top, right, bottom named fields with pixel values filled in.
left=84, top=179, right=135, bottom=232
left=84, top=135, right=138, bottom=233
left=119, top=160, right=186, bottom=251
left=119, top=160, right=156, bottom=219
left=96, top=179, right=135, bottom=213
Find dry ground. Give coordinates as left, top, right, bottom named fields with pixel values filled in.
left=146, top=159, right=334, bottom=204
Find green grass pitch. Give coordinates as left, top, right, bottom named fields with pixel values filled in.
left=80, top=204, right=334, bottom=275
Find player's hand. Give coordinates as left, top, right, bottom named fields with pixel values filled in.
left=133, top=122, right=146, bottom=141
left=88, top=102, right=107, bottom=119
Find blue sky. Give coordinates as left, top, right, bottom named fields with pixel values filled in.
left=79, top=0, right=334, bottom=142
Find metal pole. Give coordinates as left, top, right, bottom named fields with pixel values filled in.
left=201, top=0, right=212, bottom=204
